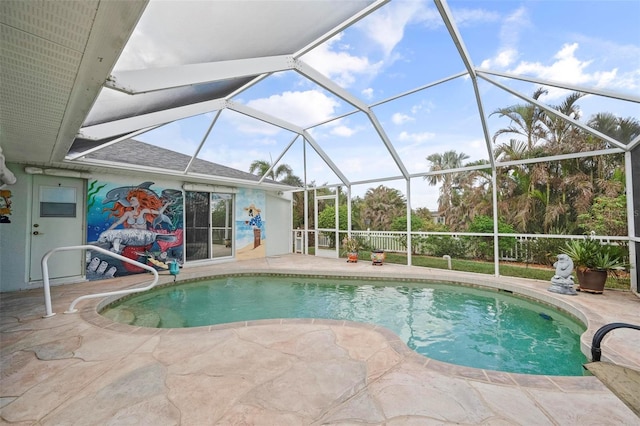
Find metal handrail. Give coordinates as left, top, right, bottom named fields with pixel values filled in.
left=41, top=245, right=159, bottom=317
left=591, top=322, right=640, bottom=362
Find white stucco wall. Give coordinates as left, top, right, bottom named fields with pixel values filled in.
left=0, top=165, right=288, bottom=292
left=0, top=164, right=31, bottom=292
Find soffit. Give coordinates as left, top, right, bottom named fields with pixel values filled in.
left=0, top=0, right=148, bottom=164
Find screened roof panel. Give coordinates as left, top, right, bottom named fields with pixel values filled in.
left=1, top=0, right=637, bottom=194
left=84, top=79, right=253, bottom=126
left=116, top=0, right=376, bottom=70
left=372, top=77, right=491, bottom=173
left=83, top=0, right=377, bottom=133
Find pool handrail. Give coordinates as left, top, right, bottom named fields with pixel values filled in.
left=591, top=322, right=640, bottom=362
left=41, top=244, right=159, bottom=317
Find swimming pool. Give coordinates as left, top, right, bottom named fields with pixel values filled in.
left=101, top=275, right=588, bottom=375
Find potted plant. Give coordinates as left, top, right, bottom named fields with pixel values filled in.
left=561, top=236, right=626, bottom=293
left=342, top=236, right=360, bottom=263
left=371, top=249, right=385, bottom=266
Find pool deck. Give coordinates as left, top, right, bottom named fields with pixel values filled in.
left=2, top=254, right=640, bottom=424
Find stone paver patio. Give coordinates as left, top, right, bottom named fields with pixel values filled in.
left=2, top=255, right=639, bottom=424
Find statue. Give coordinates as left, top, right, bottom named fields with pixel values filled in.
left=548, top=254, right=577, bottom=295
left=0, top=146, right=17, bottom=189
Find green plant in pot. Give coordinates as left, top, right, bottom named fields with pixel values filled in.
left=342, top=236, right=360, bottom=263
left=561, top=236, right=626, bottom=293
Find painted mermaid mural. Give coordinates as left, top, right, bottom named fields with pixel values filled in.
left=86, top=180, right=183, bottom=280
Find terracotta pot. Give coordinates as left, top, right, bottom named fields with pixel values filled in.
left=576, top=269, right=607, bottom=294
left=346, top=252, right=358, bottom=263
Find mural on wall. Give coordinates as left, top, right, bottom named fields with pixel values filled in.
left=0, top=190, right=11, bottom=223
left=86, top=180, right=183, bottom=280
left=235, top=188, right=266, bottom=260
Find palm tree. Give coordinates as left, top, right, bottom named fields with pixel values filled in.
left=587, top=113, right=638, bottom=182
left=248, top=158, right=303, bottom=188
left=490, top=90, right=631, bottom=235
left=249, top=159, right=293, bottom=181
left=424, top=150, right=470, bottom=220
left=490, top=87, right=548, bottom=152
left=360, top=185, right=406, bottom=231
left=280, top=174, right=303, bottom=187
left=542, top=91, right=585, bottom=154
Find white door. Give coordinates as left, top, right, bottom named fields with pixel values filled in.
left=29, top=175, right=85, bottom=281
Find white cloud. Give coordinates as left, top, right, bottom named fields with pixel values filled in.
left=411, top=100, right=434, bottom=115
left=302, top=35, right=382, bottom=88
left=357, top=1, right=428, bottom=57
left=479, top=5, right=639, bottom=98
left=331, top=125, right=357, bottom=137
left=449, top=8, right=501, bottom=27
left=361, top=88, right=374, bottom=99
left=392, top=112, right=414, bottom=125
left=398, top=131, right=435, bottom=143
left=479, top=6, right=529, bottom=69
left=481, top=49, right=517, bottom=69
left=225, top=111, right=280, bottom=136
left=511, top=43, right=622, bottom=100
left=243, top=90, right=340, bottom=130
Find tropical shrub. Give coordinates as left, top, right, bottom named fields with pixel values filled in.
left=465, top=215, right=516, bottom=260
left=422, top=235, right=467, bottom=257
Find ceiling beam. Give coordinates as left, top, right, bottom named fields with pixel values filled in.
left=258, top=134, right=300, bottom=184
left=293, top=59, right=369, bottom=111
left=184, top=110, right=222, bottom=174
left=477, top=69, right=640, bottom=104
left=479, top=74, right=629, bottom=150
left=294, top=58, right=410, bottom=179
left=226, top=100, right=304, bottom=134
left=434, top=0, right=476, bottom=78
left=302, top=131, right=350, bottom=186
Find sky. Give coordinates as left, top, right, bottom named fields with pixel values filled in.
left=116, top=0, right=640, bottom=212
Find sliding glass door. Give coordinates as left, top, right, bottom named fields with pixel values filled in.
left=185, top=191, right=233, bottom=261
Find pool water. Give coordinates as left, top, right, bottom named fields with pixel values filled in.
left=102, top=275, right=588, bottom=375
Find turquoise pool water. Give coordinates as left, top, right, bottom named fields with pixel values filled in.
left=102, top=275, right=588, bottom=375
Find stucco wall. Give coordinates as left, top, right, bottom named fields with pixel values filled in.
left=0, top=164, right=31, bottom=292
left=0, top=164, right=291, bottom=292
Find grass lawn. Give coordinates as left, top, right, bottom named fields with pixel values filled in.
left=343, top=250, right=631, bottom=291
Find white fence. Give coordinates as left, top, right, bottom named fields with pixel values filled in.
left=310, top=230, right=624, bottom=262
left=317, top=230, right=405, bottom=252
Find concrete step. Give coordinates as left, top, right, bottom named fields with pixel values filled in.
left=583, top=362, right=640, bottom=417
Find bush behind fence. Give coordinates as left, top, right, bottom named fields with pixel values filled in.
left=311, top=230, right=626, bottom=265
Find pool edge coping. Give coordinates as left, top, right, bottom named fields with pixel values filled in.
left=78, top=266, right=616, bottom=387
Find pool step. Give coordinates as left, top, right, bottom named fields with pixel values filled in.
left=103, top=305, right=186, bottom=328
left=102, top=307, right=136, bottom=324
left=583, top=362, right=640, bottom=417
left=157, top=307, right=186, bottom=328
left=132, top=308, right=161, bottom=328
